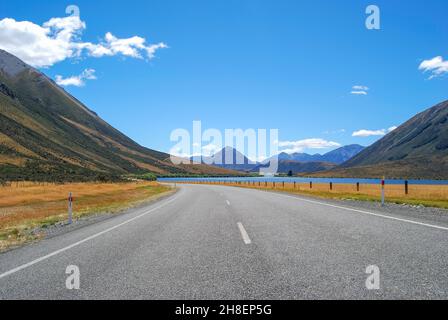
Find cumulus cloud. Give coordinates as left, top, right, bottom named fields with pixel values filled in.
left=419, top=56, right=448, bottom=79
left=80, top=32, right=168, bottom=59
left=55, top=68, right=96, bottom=87
left=352, top=126, right=397, bottom=137
left=278, top=138, right=341, bottom=154
left=169, top=143, right=222, bottom=160
left=201, top=143, right=221, bottom=156
left=350, top=85, right=369, bottom=95
left=0, top=15, right=167, bottom=68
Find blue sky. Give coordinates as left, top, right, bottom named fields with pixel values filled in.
left=0, top=0, right=447, bottom=157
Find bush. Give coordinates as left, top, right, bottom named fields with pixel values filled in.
left=139, top=173, right=157, bottom=181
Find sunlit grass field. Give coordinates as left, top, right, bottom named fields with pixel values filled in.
left=182, top=180, right=448, bottom=209
left=0, top=181, right=173, bottom=251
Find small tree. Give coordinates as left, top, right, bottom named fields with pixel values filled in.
left=287, top=170, right=293, bottom=177
left=140, top=172, right=157, bottom=181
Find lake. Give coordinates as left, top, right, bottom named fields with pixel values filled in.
left=158, top=177, right=448, bottom=185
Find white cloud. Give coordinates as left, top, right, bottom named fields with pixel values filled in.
left=201, top=143, right=220, bottom=156
left=278, top=138, right=341, bottom=154
left=350, top=85, right=369, bottom=95
left=419, top=56, right=448, bottom=79
left=323, top=129, right=346, bottom=134
left=352, top=126, right=397, bottom=137
left=352, top=129, right=385, bottom=137
left=0, top=15, right=167, bottom=68
left=388, top=126, right=398, bottom=132
left=351, top=91, right=367, bottom=95
left=169, top=143, right=221, bottom=159
left=55, top=68, right=96, bottom=87
left=80, top=32, right=168, bottom=59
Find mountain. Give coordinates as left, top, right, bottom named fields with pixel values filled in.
left=276, top=152, right=320, bottom=162
left=194, top=144, right=364, bottom=174
left=191, top=147, right=257, bottom=172
left=321, top=144, right=365, bottom=164
left=251, top=158, right=337, bottom=174
left=273, top=160, right=337, bottom=174
left=0, top=49, right=238, bottom=181
left=316, top=100, right=448, bottom=179
left=269, top=145, right=364, bottom=165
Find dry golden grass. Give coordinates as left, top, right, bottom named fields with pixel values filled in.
left=182, top=180, right=448, bottom=209
left=0, top=181, right=173, bottom=251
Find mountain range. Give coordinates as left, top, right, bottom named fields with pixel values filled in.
left=1, top=48, right=446, bottom=181
left=191, top=146, right=257, bottom=172
left=192, top=144, right=365, bottom=174
left=0, top=49, right=238, bottom=181
left=273, top=144, right=365, bottom=164
left=313, top=100, right=448, bottom=179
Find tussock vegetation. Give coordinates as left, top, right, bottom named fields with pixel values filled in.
left=0, top=50, right=242, bottom=182
left=0, top=181, right=172, bottom=251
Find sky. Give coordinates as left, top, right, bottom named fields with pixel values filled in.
left=0, top=0, right=447, bottom=159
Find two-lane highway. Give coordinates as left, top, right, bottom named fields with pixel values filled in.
left=1, top=184, right=448, bottom=299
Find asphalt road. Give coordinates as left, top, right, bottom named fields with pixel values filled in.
left=1, top=184, right=448, bottom=299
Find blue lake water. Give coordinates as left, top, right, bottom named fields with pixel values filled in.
left=158, top=177, right=448, bottom=185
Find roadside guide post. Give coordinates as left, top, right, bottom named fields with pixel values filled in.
left=381, top=177, right=385, bottom=207
left=68, top=192, right=73, bottom=224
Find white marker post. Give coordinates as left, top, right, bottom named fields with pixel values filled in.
left=68, top=192, right=73, bottom=224
left=381, top=177, right=385, bottom=207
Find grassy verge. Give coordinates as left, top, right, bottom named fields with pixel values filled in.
left=185, top=182, right=448, bottom=210
left=0, top=181, right=173, bottom=251
left=256, top=187, right=448, bottom=209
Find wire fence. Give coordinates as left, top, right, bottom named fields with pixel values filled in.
left=166, top=179, right=448, bottom=201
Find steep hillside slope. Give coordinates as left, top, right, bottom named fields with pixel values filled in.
left=322, top=144, right=365, bottom=164
left=319, top=100, right=448, bottom=179
left=0, top=50, right=237, bottom=181
left=276, top=161, right=337, bottom=174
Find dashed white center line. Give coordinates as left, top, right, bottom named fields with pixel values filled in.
left=237, top=222, right=252, bottom=245
left=226, top=200, right=231, bottom=206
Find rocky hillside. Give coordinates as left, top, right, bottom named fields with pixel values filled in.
left=319, top=100, right=448, bottom=179
left=0, top=49, right=238, bottom=181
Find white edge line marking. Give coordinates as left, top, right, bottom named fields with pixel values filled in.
left=271, top=191, right=448, bottom=231
left=237, top=222, right=252, bottom=245
left=0, top=195, right=179, bottom=280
